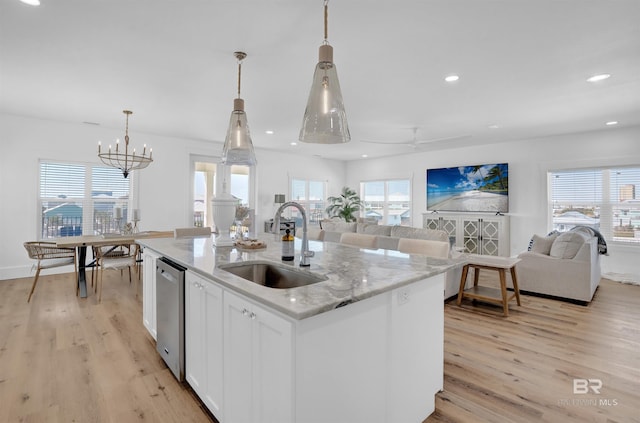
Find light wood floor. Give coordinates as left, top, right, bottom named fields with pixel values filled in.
left=1, top=269, right=638, bottom=423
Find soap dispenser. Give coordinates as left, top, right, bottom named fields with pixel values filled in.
left=281, top=228, right=294, bottom=261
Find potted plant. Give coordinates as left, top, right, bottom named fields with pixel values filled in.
left=325, top=186, right=365, bottom=222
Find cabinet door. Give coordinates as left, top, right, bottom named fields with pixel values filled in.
left=480, top=218, right=501, bottom=256
left=185, top=272, right=223, bottom=418
left=224, top=291, right=294, bottom=423
left=223, top=291, right=255, bottom=423
left=424, top=217, right=440, bottom=230
left=424, top=216, right=457, bottom=246
left=251, top=302, right=293, bottom=423
left=440, top=217, right=458, bottom=247
left=142, top=250, right=159, bottom=339
left=185, top=273, right=205, bottom=395
left=202, top=281, right=223, bottom=416
left=462, top=218, right=481, bottom=254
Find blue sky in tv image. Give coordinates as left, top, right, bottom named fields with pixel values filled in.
left=426, top=163, right=509, bottom=212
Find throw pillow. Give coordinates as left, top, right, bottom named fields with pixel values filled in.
left=549, top=231, right=588, bottom=259
left=530, top=233, right=559, bottom=255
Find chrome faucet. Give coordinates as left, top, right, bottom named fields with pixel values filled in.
left=274, top=201, right=314, bottom=267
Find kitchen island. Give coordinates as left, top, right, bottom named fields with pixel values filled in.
left=139, top=236, right=464, bottom=423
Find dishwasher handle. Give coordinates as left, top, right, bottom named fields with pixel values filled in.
left=158, top=267, right=179, bottom=284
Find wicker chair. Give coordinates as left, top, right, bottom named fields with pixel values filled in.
left=23, top=241, right=77, bottom=302
left=94, top=243, right=139, bottom=302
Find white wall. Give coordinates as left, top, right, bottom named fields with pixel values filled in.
left=345, top=125, right=640, bottom=279
left=2, top=112, right=638, bottom=280
left=0, top=114, right=345, bottom=279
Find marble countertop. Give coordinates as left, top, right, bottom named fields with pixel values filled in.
left=139, top=236, right=465, bottom=320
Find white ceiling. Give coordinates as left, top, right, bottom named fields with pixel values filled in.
left=2, top=0, right=639, bottom=161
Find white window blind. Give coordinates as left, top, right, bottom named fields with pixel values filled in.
left=39, top=161, right=132, bottom=238
left=550, top=167, right=640, bottom=244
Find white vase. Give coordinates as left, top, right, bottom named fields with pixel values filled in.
left=212, top=192, right=237, bottom=247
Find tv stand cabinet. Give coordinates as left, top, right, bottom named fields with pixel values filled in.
left=423, top=212, right=510, bottom=257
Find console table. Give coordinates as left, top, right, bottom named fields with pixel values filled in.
left=457, top=254, right=521, bottom=316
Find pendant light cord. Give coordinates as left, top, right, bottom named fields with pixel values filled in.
left=237, top=59, right=242, bottom=98
left=124, top=110, right=131, bottom=144
left=323, top=0, right=329, bottom=43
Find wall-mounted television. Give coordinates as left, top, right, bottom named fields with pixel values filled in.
left=426, top=163, right=509, bottom=213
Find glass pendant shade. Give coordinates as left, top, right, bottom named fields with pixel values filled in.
left=299, top=45, right=350, bottom=144
left=221, top=98, right=257, bottom=166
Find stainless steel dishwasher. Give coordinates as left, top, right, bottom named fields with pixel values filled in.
left=156, top=257, right=186, bottom=381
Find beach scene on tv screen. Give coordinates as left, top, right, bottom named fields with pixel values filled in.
left=427, top=163, right=509, bottom=212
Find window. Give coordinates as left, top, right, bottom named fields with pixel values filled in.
left=39, top=161, right=132, bottom=238
left=193, top=159, right=217, bottom=227
left=230, top=165, right=251, bottom=205
left=550, top=166, right=640, bottom=244
left=361, top=179, right=411, bottom=226
left=291, top=178, right=326, bottom=226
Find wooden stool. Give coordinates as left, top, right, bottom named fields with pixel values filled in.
left=457, top=255, right=521, bottom=316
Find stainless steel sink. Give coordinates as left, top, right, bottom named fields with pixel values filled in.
left=218, top=261, right=327, bottom=289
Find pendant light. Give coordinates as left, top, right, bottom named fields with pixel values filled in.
left=221, top=51, right=257, bottom=166
left=299, top=0, right=350, bottom=144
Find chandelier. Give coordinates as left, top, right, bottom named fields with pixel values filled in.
left=98, top=110, right=153, bottom=178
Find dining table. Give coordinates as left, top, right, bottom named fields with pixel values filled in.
left=55, top=231, right=174, bottom=298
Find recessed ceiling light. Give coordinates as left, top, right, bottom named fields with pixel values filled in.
left=361, top=154, right=368, bottom=158
left=20, top=0, right=40, bottom=5
left=444, top=75, right=459, bottom=83
left=488, top=124, right=500, bottom=129
left=587, top=74, right=611, bottom=82
left=605, top=121, right=618, bottom=126
left=265, top=130, right=274, bottom=135
left=290, top=142, right=297, bottom=146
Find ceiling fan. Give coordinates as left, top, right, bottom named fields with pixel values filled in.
left=360, top=127, right=471, bottom=148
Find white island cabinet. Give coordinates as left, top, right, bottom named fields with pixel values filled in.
left=294, top=273, right=445, bottom=423
left=142, top=248, right=160, bottom=340
left=223, top=290, right=294, bottom=423
left=138, top=236, right=459, bottom=423
left=185, top=271, right=224, bottom=418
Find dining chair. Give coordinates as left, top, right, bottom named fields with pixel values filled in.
left=94, top=243, right=140, bottom=302
left=397, top=238, right=450, bottom=259
left=23, top=241, right=77, bottom=302
left=339, top=233, right=379, bottom=249
left=174, top=227, right=212, bottom=238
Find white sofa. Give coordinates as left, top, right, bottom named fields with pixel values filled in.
left=320, top=220, right=449, bottom=249
left=515, top=230, right=601, bottom=304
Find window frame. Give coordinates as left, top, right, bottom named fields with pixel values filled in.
left=38, top=159, right=135, bottom=239
left=360, top=178, right=412, bottom=226
left=290, top=178, right=327, bottom=226
left=548, top=166, right=640, bottom=245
